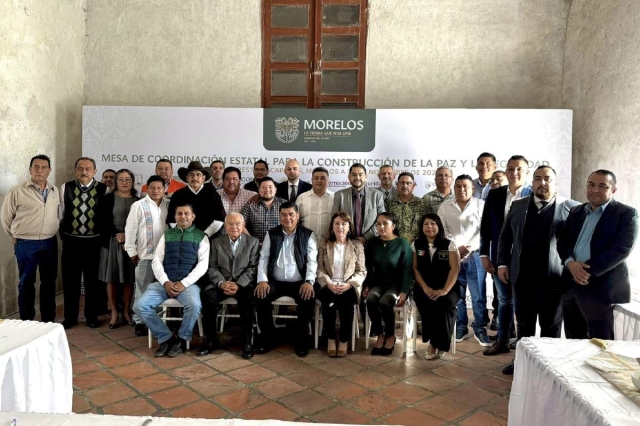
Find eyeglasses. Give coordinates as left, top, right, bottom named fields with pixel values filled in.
left=117, top=178, right=132, bottom=183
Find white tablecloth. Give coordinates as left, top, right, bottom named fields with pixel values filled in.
left=509, top=337, right=640, bottom=426
left=614, top=303, right=640, bottom=341
left=0, top=412, right=376, bottom=426
left=0, top=320, right=72, bottom=414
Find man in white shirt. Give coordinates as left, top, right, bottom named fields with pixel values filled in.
left=133, top=204, right=210, bottom=358
left=217, top=167, right=256, bottom=215
left=125, top=175, right=169, bottom=336
left=254, top=202, right=318, bottom=357
left=438, top=175, right=489, bottom=346
left=296, top=167, right=334, bottom=242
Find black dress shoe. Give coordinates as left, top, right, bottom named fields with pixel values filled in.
left=108, top=322, right=120, bottom=329
left=61, top=320, right=78, bottom=330
left=168, top=339, right=185, bottom=357
left=294, top=346, right=309, bottom=358
left=254, top=343, right=271, bottom=355
left=86, top=318, right=100, bottom=328
left=196, top=340, right=220, bottom=356
left=155, top=339, right=173, bottom=357
left=242, top=343, right=254, bottom=359
left=124, top=318, right=136, bottom=327
left=502, top=361, right=514, bottom=375
left=134, top=323, right=147, bottom=337
left=371, top=347, right=382, bottom=356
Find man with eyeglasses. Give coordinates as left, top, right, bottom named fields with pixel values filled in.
left=244, top=159, right=270, bottom=193
left=167, top=161, right=225, bottom=237
left=198, top=213, right=260, bottom=358
left=217, top=167, right=257, bottom=215
left=1, top=154, right=60, bottom=323
left=385, top=172, right=427, bottom=243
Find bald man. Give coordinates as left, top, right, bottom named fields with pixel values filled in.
left=276, top=159, right=312, bottom=203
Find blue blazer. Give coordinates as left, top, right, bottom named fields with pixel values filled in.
left=557, top=199, right=638, bottom=304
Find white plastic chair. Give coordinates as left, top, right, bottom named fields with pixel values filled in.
left=410, top=300, right=456, bottom=355
left=364, top=297, right=414, bottom=357
left=147, top=298, right=203, bottom=349
left=217, top=297, right=239, bottom=332
left=314, top=300, right=360, bottom=352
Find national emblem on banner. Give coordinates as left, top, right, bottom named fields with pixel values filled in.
left=275, top=117, right=300, bottom=143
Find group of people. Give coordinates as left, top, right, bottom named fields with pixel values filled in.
left=2, top=153, right=637, bottom=372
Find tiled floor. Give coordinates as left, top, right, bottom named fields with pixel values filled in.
left=63, top=310, right=514, bottom=425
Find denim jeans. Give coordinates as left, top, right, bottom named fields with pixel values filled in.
left=456, top=252, right=487, bottom=336
left=14, top=237, right=58, bottom=322
left=133, top=282, right=202, bottom=344
left=132, top=260, right=154, bottom=324
left=492, top=273, right=513, bottom=343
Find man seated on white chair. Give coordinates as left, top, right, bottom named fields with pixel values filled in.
left=133, top=203, right=210, bottom=358
left=254, top=201, right=318, bottom=357
left=197, top=213, right=260, bottom=359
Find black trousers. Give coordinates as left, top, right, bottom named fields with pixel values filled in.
left=512, top=278, right=563, bottom=339
left=365, top=285, right=399, bottom=337
left=413, top=285, right=458, bottom=352
left=62, top=236, right=102, bottom=323
left=201, top=285, right=254, bottom=344
left=562, top=289, right=614, bottom=340
left=254, top=280, right=315, bottom=348
left=317, top=286, right=357, bottom=343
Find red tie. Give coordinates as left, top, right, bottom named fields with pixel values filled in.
left=354, top=193, right=363, bottom=237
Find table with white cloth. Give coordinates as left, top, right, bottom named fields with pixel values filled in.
left=0, top=320, right=72, bottom=413
left=614, top=302, right=640, bottom=341
left=509, top=337, right=640, bottom=426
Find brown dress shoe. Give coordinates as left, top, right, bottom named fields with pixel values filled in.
left=483, top=341, right=510, bottom=356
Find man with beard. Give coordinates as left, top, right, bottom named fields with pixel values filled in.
left=276, top=159, right=312, bottom=203
left=244, top=160, right=269, bottom=193
left=141, top=159, right=186, bottom=198
left=208, top=160, right=225, bottom=190
left=241, top=177, right=284, bottom=243
left=376, top=165, right=398, bottom=201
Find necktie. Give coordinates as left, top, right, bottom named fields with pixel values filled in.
left=289, top=185, right=297, bottom=203
left=354, top=193, right=363, bottom=237
left=384, top=190, right=390, bottom=200
left=538, top=200, right=548, bottom=213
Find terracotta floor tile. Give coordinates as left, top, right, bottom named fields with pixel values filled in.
left=401, top=354, right=447, bottom=371
left=72, top=359, right=101, bottom=375
left=242, top=402, right=298, bottom=421
left=171, top=400, right=227, bottom=419
left=150, top=353, right=198, bottom=370
left=82, top=343, right=123, bottom=357
left=102, top=396, right=157, bottom=416
left=407, top=371, right=460, bottom=393
left=312, top=405, right=373, bottom=424
left=380, top=382, right=433, bottom=405
left=73, top=370, right=117, bottom=390
left=348, top=353, right=394, bottom=367
left=346, top=370, right=395, bottom=390
left=72, top=393, right=91, bottom=413
left=118, top=336, right=150, bottom=350
left=349, top=392, right=402, bottom=419
left=255, top=377, right=304, bottom=399
left=96, top=351, right=140, bottom=368
left=214, top=388, right=269, bottom=413
left=279, top=389, right=335, bottom=415
left=150, top=386, right=201, bottom=409
left=314, top=378, right=368, bottom=401
left=188, top=375, right=244, bottom=397
left=104, top=326, right=138, bottom=341
left=373, top=359, right=424, bottom=379
left=110, top=361, right=159, bottom=379
left=383, top=407, right=445, bottom=426
left=261, top=356, right=308, bottom=374
left=315, top=358, right=364, bottom=377
left=442, top=384, right=497, bottom=407
left=69, top=348, right=87, bottom=361
left=226, top=364, right=277, bottom=384
left=467, top=374, right=513, bottom=397
left=205, top=354, right=253, bottom=372
left=460, top=411, right=508, bottom=426
left=84, top=382, right=137, bottom=407
left=454, top=355, right=505, bottom=374
left=285, top=366, right=335, bottom=387
left=414, top=395, right=474, bottom=421
left=297, top=350, right=330, bottom=365
left=170, top=363, right=218, bottom=382
left=128, top=373, right=179, bottom=393
left=432, top=363, right=481, bottom=382
left=483, top=397, right=509, bottom=419
left=456, top=340, right=486, bottom=354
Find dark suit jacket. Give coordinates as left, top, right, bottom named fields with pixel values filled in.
left=497, top=195, right=579, bottom=288
left=480, top=185, right=532, bottom=263
left=205, top=234, right=260, bottom=292
left=276, top=180, right=312, bottom=201
left=557, top=199, right=638, bottom=303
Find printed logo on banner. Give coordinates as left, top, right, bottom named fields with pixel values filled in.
left=264, top=109, right=376, bottom=152
left=274, top=117, right=300, bottom=143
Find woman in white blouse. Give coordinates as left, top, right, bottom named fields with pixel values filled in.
left=317, top=212, right=367, bottom=357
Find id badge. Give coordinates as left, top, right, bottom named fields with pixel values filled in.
left=438, top=250, right=449, bottom=260
left=417, top=250, right=426, bottom=257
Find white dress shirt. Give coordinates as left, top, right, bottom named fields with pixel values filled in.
left=257, top=228, right=318, bottom=283
left=437, top=197, right=484, bottom=251
left=152, top=230, right=210, bottom=288
left=331, top=244, right=346, bottom=283
left=124, top=195, right=169, bottom=260
left=505, top=186, right=524, bottom=217
left=295, top=190, right=334, bottom=241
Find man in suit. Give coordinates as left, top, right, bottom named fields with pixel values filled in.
left=497, top=166, right=579, bottom=374
left=254, top=202, right=318, bottom=357
left=376, top=164, right=398, bottom=201
left=197, top=213, right=260, bottom=358
left=244, top=159, right=269, bottom=193
left=332, top=163, right=386, bottom=244
left=480, top=155, right=532, bottom=356
left=276, top=159, right=312, bottom=203
left=557, top=169, right=638, bottom=340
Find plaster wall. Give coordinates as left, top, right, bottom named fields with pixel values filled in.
left=366, top=0, right=571, bottom=108
left=562, top=0, right=640, bottom=286
left=84, top=0, right=262, bottom=107
left=0, top=0, right=85, bottom=317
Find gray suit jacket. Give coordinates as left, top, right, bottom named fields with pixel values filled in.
left=331, top=186, right=386, bottom=240
left=205, top=234, right=260, bottom=292
left=497, top=195, right=579, bottom=287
